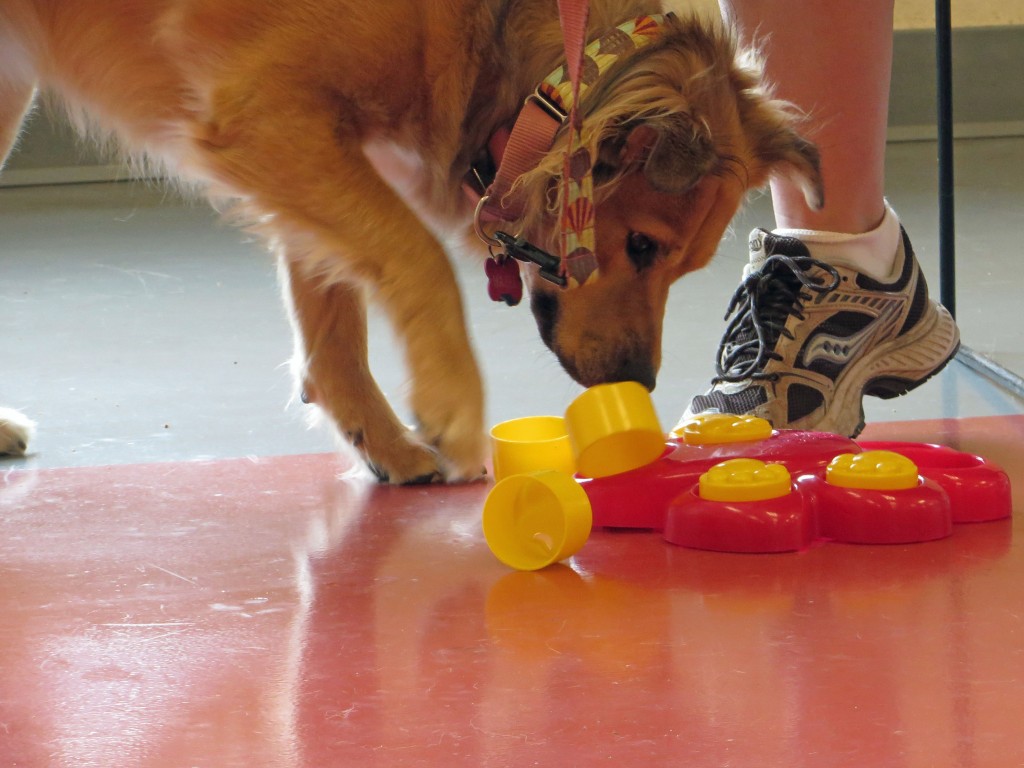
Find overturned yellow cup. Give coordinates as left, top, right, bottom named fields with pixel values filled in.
left=489, top=415, right=576, bottom=482
left=482, top=471, right=593, bottom=570
left=564, top=382, right=665, bottom=478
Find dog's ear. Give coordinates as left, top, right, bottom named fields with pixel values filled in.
left=756, top=125, right=824, bottom=211
left=614, top=116, right=716, bottom=195
left=742, top=100, right=825, bottom=210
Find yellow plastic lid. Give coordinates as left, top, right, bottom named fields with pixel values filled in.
left=826, top=450, right=919, bottom=491
left=489, top=415, right=575, bottom=481
left=698, top=458, right=792, bottom=502
left=482, top=470, right=593, bottom=570
left=564, top=382, right=665, bottom=478
left=673, top=413, right=774, bottom=445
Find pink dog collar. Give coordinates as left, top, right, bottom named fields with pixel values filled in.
left=473, top=13, right=672, bottom=301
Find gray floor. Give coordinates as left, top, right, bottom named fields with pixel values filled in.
left=2, top=137, right=1022, bottom=469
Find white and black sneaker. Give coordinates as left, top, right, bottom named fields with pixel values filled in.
left=679, top=227, right=960, bottom=437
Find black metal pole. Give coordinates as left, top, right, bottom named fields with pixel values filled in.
left=935, top=0, right=956, bottom=317
left=938, top=3, right=1024, bottom=399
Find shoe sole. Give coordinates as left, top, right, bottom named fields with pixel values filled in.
left=820, top=301, right=961, bottom=438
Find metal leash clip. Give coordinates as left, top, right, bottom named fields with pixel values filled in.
left=492, top=230, right=567, bottom=287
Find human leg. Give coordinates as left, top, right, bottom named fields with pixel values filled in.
left=677, top=0, right=959, bottom=437
left=721, top=0, right=894, bottom=236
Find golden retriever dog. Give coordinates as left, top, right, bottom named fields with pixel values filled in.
left=0, top=0, right=823, bottom=483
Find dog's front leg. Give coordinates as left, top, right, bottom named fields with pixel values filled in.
left=200, top=99, right=485, bottom=482
left=280, top=259, right=450, bottom=484
left=277, top=230, right=485, bottom=484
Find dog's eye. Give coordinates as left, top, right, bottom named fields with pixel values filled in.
left=593, top=161, right=617, bottom=184
left=626, top=232, right=659, bottom=271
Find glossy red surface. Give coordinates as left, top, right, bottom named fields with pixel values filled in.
left=798, top=474, right=953, bottom=545
left=665, top=484, right=814, bottom=553
left=2, top=414, right=1023, bottom=767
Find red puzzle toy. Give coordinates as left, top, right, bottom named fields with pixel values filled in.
left=483, top=384, right=1012, bottom=568
left=580, top=414, right=1011, bottom=553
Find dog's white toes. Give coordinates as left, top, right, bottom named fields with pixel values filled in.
left=439, top=457, right=488, bottom=485
left=0, top=408, right=36, bottom=457
left=422, top=421, right=487, bottom=484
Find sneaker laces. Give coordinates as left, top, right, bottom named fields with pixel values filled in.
left=714, top=254, right=841, bottom=383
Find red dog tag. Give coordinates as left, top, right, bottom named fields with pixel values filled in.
left=485, top=256, right=523, bottom=306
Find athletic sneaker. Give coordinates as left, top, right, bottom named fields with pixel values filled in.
left=679, top=227, right=960, bottom=437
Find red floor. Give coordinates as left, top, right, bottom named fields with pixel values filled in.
left=2, top=415, right=1023, bottom=767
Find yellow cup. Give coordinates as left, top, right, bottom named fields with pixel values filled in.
left=482, top=470, right=593, bottom=570
left=564, top=382, right=665, bottom=478
left=490, top=415, right=576, bottom=482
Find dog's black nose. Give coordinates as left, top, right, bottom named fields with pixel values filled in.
left=609, top=360, right=657, bottom=392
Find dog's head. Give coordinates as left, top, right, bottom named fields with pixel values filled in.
left=511, top=17, right=823, bottom=391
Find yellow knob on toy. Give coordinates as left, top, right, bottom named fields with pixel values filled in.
left=673, top=413, right=774, bottom=445
left=489, top=415, right=575, bottom=482
left=826, top=450, right=919, bottom=491
left=698, top=458, right=792, bottom=502
left=564, top=382, right=665, bottom=478
left=483, top=470, right=593, bottom=571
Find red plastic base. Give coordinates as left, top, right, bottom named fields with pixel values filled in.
left=577, top=430, right=858, bottom=529
left=663, top=486, right=813, bottom=554
left=577, top=433, right=1012, bottom=554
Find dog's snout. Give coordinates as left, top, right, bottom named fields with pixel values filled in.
left=552, top=335, right=659, bottom=392
left=557, top=351, right=657, bottom=392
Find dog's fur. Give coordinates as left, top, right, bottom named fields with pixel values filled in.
left=0, top=0, right=823, bottom=481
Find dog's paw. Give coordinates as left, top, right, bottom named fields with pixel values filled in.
left=412, top=402, right=487, bottom=484
left=0, top=408, right=35, bottom=457
left=347, top=428, right=446, bottom=486
left=346, top=420, right=485, bottom=485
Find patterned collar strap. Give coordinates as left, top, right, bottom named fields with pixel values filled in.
left=540, top=14, right=670, bottom=287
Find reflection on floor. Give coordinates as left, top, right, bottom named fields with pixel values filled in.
left=1, top=414, right=1022, bottom=767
